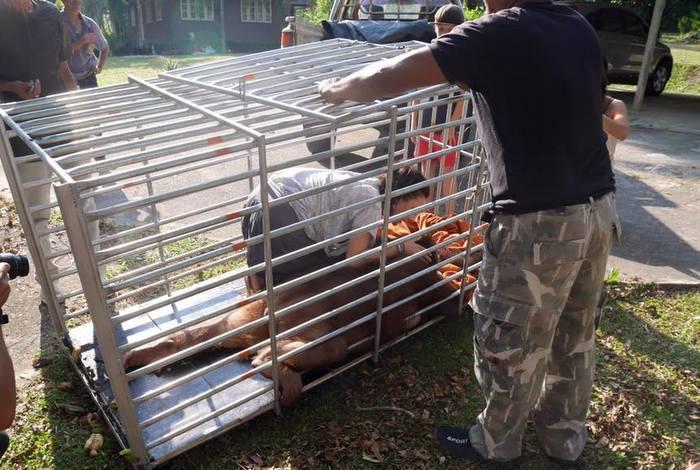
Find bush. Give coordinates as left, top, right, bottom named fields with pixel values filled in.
left=677, top=6, right=700, bottom=36
left=465, top=6, right=485, bottom=21
left=297, top=0, right=333, bottom=24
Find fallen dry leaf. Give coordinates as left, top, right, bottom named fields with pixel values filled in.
left=84, top=433, right=104, bottom=457
left=71, top=346, right=82, bottom=363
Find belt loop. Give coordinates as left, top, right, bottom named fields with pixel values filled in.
left=589, top=196, right=596, bottom=213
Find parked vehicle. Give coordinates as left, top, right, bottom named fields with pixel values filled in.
left=288, top=1, right=674, bottom=97
left=562, top=2, right=674, bottom=96
left=284, top=0, right=461, bottom=46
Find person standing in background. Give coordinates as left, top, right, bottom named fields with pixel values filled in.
left=0, top=0, right=79, bottom=303
left=62, top=0, right=110, bottom=89
left=0, top=0, right=78, bottom=100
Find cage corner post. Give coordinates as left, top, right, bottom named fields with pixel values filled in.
left=0, top=115, right=66, bottom=334
left=54, top=181, right=151, bottom=467
left=372, top=105, right=399, bottom=365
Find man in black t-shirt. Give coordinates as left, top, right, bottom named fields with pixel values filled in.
left=320, top=0, right=620, bottom=464
left=0, top=0, right=79, bottom=305
left=0, top=0, right=78, bottom=102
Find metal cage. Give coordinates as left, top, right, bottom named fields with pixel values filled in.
left=0, top=39, right=490, bottom=467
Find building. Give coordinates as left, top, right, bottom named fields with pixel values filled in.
left=125, top=0, right=303, bottom=52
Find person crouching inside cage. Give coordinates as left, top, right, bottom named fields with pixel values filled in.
left=411, top=4, right=466, bottom=215
left=241, top=166, right=430, bottom=294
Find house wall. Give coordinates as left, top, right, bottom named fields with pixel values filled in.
left=223, top=0, right=290, bottom=51
left=124, top=0, right=291, bottom=53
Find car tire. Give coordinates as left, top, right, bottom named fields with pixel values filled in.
left=645, top=60, right=671, bottom=97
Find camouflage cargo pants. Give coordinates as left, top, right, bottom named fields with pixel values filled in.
left=468, top=193, right=620, bottom=461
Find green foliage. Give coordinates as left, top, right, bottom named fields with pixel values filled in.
left=464, top=6, right=485, bottom=21
left=605, top=267, right=622, bottom=285
left=678, top=6, right=700, bottom=37
left=608, top=0, right=700, bottom=32
left=161, top=57, right=180, bottom=72
left=296, top=0, right=333, bottom=25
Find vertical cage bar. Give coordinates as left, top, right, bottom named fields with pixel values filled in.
left=54, top=182, right=150, bottom=465
left=255, top=135, right=282, bottom=415
left=372, top=106, right=398, bottom=364
left=457, top=142, right=488, bottom=315
left=0, top=120, right=66, bottom=332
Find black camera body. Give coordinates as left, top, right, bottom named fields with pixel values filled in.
left=0, top=254, right=29, bottom=325
left=0, top=254, right=29, bottom=280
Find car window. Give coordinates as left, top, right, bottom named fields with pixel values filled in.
left=593, top=9, right=626, bottom=34
left=620, top=11, right=647, bottom=38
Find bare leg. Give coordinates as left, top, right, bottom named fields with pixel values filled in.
left=252, top=336, right=349, bottom=406
left=122, top=300, right=267, bottom=370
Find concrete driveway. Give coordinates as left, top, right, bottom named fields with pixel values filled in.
left=607, top=91, right=700, bottom=284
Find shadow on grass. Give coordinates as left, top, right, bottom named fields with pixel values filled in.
left=588, top=284, right=700, bottom=468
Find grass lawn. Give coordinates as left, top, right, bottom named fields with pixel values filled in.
left=2, top=284, right=698, bottom=469
left=97, top=54, right=236, bottom=88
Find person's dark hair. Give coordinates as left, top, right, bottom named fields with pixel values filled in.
left=378, top=166, right=429, bottom=201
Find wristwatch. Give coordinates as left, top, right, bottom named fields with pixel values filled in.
left=0, top=309, right=8, bottom=325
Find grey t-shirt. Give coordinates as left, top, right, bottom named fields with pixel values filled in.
left=63, top=12, right=108, bottom=80
left=266, top=168, right=382, bottom=254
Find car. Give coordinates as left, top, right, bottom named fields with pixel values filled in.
left=285, top=0, right=461, bottom=47
left=562, top=2, right=674, bottom=96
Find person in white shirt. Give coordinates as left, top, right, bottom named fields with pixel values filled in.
left=242, top=166, right=430, bottom=292
left=602, top=68, right=630, bottom=166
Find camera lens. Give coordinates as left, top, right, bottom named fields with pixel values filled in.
left=0, top=254, right=30, bottom=280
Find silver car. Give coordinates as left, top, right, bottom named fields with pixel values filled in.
left=562, top=2, right=674, bottom=96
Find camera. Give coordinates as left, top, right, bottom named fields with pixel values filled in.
left=0, top=254, right=29, bottom=280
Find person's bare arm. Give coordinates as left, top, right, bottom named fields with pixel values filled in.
left=603, top=98, right=629, bottom=141
left=319, top=47, right=449, bottom=104
left=445, top=99, right=465, bottom=141
left=58, top=61, right=78, bottom=91
left=95, top=46, right=110, bottom=74
left=72, top=32, right=98, bottom=52
left=346, top=233, right=430, bottom=269
left=0, top=263, right=16, bottom=430
left=0, top=80, right=40, bottom=100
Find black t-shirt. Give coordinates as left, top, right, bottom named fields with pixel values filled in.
left=0, top=0, right=70, bottom=102
left=429, top=1, right=614, bottom=213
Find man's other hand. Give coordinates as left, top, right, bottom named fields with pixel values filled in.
left=318, top=77, right=345, bottom=104
left=81, top=33, right=99, bottom=47
left=10, top=80, right=40, bottom=100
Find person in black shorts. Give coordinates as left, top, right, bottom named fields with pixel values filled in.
left=320, top=0, right=620, bottom=464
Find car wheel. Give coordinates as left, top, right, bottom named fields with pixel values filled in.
left=645, top=61, right=670, bottom=96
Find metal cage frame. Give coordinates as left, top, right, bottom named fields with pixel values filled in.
left=0, top=39, right=490, bottom=467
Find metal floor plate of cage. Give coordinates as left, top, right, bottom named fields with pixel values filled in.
left=68, top=275, right=274, bottom=462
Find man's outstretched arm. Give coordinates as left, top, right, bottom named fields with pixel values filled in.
left=319, top=47, right=448, bottom=104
